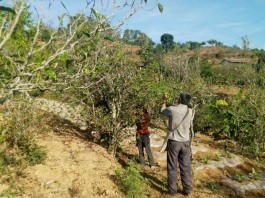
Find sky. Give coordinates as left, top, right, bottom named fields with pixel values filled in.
left=4, top=0, right=265, bottom=49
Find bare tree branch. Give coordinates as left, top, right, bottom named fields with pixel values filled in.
left=0, top=1, right=25, bottom=50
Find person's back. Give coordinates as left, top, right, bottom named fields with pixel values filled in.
left=163, top=104, right=193, bottom=142
left=160, top=92, right=194, bottom=196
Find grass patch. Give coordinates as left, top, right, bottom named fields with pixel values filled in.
left=115, top=163, right=150, bottom=198
left=24, top=144, right=47, bottom=165
left=202, top=182, right=220, bottom=192
left=0, top=185, right=22, bottom=198
left=0, top=150, right=17, bottom=174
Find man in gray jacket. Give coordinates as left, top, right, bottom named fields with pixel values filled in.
left=160, top=93, right=194, bottom=196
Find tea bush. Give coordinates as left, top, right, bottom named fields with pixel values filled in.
left=197, top=87, right=265, bottom=157
left=115, top=163, right=150, bottom=198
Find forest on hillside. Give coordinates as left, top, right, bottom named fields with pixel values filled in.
left=0, top=0, right=265, bottom=187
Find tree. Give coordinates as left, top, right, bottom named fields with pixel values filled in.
left=241, top=35, right=250, bottom=50
left=0, top=0, right=154, bottom=100
left=122, top=29, right=154, bottom=46
left=201, top=41, right=206, bottom=46
left=160, top=33, right=175, bottom=52
left=207, top=39, right=218, bottom=46
left=0, top=0, right=163, bottom=155
left=185, top=41, right=202, bottom=50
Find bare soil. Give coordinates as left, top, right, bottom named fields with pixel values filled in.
left=1, top=102, right=264, bottom=198
left=118, top=131, right=265, bottom=198
left=0, top=131, right=124, bottom=198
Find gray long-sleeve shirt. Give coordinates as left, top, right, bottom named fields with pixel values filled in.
left=161, top=104, right=194, bottom=142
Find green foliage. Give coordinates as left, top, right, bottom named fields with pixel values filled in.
left=253, top=49, right=265, bottom=77
left=44, top=67, right=57, bottom=79
left=215, top=99, right=228, bottom=107
left=198, top=87, right=265, bottom=156
left=232, top=173, right=248, bottom=182
left=157, top=3, right=164, bottom=13
left=203, top=182, right=220, bottom=192
left=115, top=163, right=150, bottom=198
left=4, top=101, right=48, bottom=149
left=207, top=39, right=220, bottom=46
left=41, top=29, right=51, bottom=42
left=186, top=41, right=202, bottom=50
left=0, top=0, right=264, bottom=164
left=0, top=186, right=21, bottom=198
left=0, top=6, right=16, bottom=14
left=248, top=168, right=258, bottom=180
left=160, top=33, right=175, bottom=52
left=122, top=29, right=154, bottom=46
left=241, top=35, right=250, bottom=50
left=0, top=150, right=17, bottom=173
left=25, top=144, right=46, bottom=165
left=211, top=65, right=255, bottom=86
left=200, top=59, right=213, bottom=79
left=214, top=153, right=221, bottom=161
left=201, top=156, right=209, bottom=164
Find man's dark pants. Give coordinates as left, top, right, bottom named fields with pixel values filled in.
left=137, top=134, right=155, bottom=166
left=167, top=139, right=192, bottom=195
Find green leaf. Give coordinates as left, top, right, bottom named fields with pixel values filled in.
left=66, top=66, right=75, bottom=75
left=90, top=71, right=97, bottom=79
left=82, top=32, right=90, bottom=38
left=0, top=6, right=16, bottom=14
left=91, top=8, right=100, bottom=20
left=58, top=13, right=67, bottom=26
left=157, top=3, right=163, bottom=13
left=216, top=99, right=228, bottom=107
left=44, top=68, right=56, bottom=79
left=61, top=53, right=68, bottom=61
left=84, top=67, right=89, bottom=74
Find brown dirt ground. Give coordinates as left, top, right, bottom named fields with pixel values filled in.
left=118, top=131, right=265, bottom=198
left=1, top=100, right=264, bottom=198
left=0, top=130, right=124, bottom=198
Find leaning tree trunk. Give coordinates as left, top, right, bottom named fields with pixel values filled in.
left=108, top=101, right=122, bottom=156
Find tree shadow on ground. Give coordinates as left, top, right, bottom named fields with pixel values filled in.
left=46, top=113, right=95, bottom=141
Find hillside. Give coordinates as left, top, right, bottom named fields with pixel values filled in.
left=0, top=99, right=264, bottom=198
left=121, top=44, right=255, bottom=67
left=1, top=121, right=264, bottom=197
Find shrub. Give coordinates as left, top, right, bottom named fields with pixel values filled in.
left=24, top=144, right=47, bottom=165
left=0, top=185, right=22, bottom=197
left=4, top=100, right=48, bottom=149
left=200, top=59, right=213, bottom=79
left=1, top=99, right=48, bottom=169
left=115, top=163, right=150, bottom=198
left=197, top=87, right=265, bottom=157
